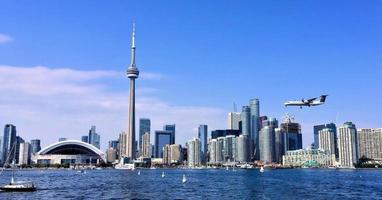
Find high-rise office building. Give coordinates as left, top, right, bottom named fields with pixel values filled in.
left=198, top=125, right=208, bottom=164
left=109, top=140, right=119, bottom=149
left=228, top=112, right=241, bottom=130
left=357, top=128, right=382, bottom=160
left=155, top=130, right=172, bottom=158
left=236, top=134, right=249, bottom=163
left=126, top=23, right=140, bottom=160
left=208, top=139, right=217, bottom=164
left=280, top=115, right=302, bottom=151
left=163, top=144, right=182, bottom=165
left=313, top=123, right=337, bottom=149
left=118, top=131, right=127, bottom=158
left=249, top=99, right=260, bottom=160
left=88, top=125, right=100, bottom=149
left=211, top=129, right=240, bottom=139
left=164, top=124, right=176, bottom=144
left=274, top=128, right=285, bottom=163
left=223, top=135, right=237, bottom=163
left=106, top=148, right=118, bottom=163
left=81, top=136, right=89, bottom=143
left=139, top=118, right=150, bottom=156
left=187, top=138, right=201, bottom=168
left=318, top=128, right=336, bottom=156
left=259, top=126, right=275, bottom=164
left=338, top=122, right=358, bottom=168
left=241, top=106, right=251, bottom=136
left=1, top=124, right=17, bottom=164
left=142, top=132, right=151, bottom=158
left=18, top=142, right=31, bottom=165
left=15, top=136, right=24, bottom=164
left=30, top=139, right=41, bottom=154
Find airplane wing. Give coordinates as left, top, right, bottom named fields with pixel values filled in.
left=307, top=97, right=317, bottom=103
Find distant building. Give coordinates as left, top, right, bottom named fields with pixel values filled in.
left=18, top=142, right=32, bottom=165
left=58, top=138, right=67, bottom=142
left=274, top=128, right=285, bottom=163
left=106, top=148, right=118, bottom=163
left=88, top=126, right=100, bottom=149
left=155, top=131, right=172, bottom=158
left=139, top=118, right=150, bottom=156
left=211, top=129, right=240, bottom=139
left=283, top=148, right=335, bottom=167
left=338, top=122, right=358, bottom=168
left=236, top=134, right=249, bottom=163
left=228, top=112, right=241, bottom=130
left=81, top=136, right=88, bottom=143
left=187, top=138, right=201, bottom=168
left=318, top=128, right=336, bottom=156
left=240, top=106, right=251, bottom=137
left=1, top=124, right=17, bottom=165
left=223, top=135, right=237, bottom=163
left=141, top=132, right=151, bottom=158
left=30, top=139, right=41, bottom=154
left=164, top=124, right=176, bottom=144
left=198, top=125, right=208, bottom=164
left=118, top=131, right=127, bottom=157
left=357, top=128, right=382, bottom=160
left=259, top=126, right=275, bottom=164
left=163, top=144, right=182, bottom=165
left=313, top=123, right=337, bottom=150
left=208, top=139, right=218, bottom=164
left=249, top=99, right=260, bottom=160
left=15, top=136, right=25, bottom=164
left=280, top=116, right=302, bottom=151
left=109, top=140, right=119, bottom=149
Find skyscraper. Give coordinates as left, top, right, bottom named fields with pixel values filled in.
left=357, top=128, right=382, bottom=160
left=222, top=135, right=237, bottom=163
left=274, top=128, right=285, bottom=163
left=187, top=138, right=201, bottom=168
left=164, top=124, right=176, bottom=144
left=259, top=126, right=275, bottom=164
left=249, top=99, right=260, bottom=160
left=15, top=136, right=24, bottom=164
left=126, top=23, right=140, bottom=160
left=142, top=132, right=151, bottom=158
left=1, top=124, right=17, bottom=164
left=88, top=125, right=100, bottom=149
left=198, top=125, right=208, bottom=164
left=228, top=112, right=241, bottom=130
left=139, top=118, right=150, bottom=156
left=109, top=140, right=119, bottom=149
left=236, top=134, right=249, bottom=163
left=18, top=142, right=31, bottom=165
left=30, top=139, right=41, bottom=154
left=318, top=128, right=336, bottom=156
left=338, top=122, right=358, bottom=168
left=81, top=136, right=88, bottom=143
left=155, top=130, right=172, bottom=158
left=280, top=115, right=302, bottom=151
left=313, top=123, right=337, bottom=149
left=241, top=106, right=251, bottom=136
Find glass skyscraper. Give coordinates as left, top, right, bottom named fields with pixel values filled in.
left=155, top=130, right=172, bottom=158
left=81, top=135, right=89, bottom=143
left=198, top=125, right=208, bottom=164
left=88, top=125, right=101, bottom=149
left=1, top=124, right=17, bottom=165
left=15, top=136, right=24, bottom=164
left=249, top=99, right=260, bottom=160
left=164, top=124, right=176, bottom=144
left=139, top=118, right=150, bottom=155
left=30, top=139, right=41, bottom=154
left=313, top=123, right=337, bottom=149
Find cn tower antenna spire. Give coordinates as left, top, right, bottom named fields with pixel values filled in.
left=130, top=23, right=137, bottom=68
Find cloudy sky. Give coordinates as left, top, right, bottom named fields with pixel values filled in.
left=1, top=1, right=381, bottom=150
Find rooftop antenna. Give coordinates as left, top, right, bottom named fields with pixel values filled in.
left=233, top=102, right=237, bottom=112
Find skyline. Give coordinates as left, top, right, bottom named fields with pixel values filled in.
left=1, top=1, right=382, bottom=149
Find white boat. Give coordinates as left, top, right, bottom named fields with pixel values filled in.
left=137, top=170, right=141, bottom=175
left=161, top=171, right=165, bottom=178
left=0, top=142, right=37, bottom=192
left=226, top=166, right=229, bottom=170
left=182, top=174, right=187, bottom=183
left=260, top=166, right=265, bottom=173
left=150, top=166, right=156, bottom=170
left=115, top=163, right=135, bottom=170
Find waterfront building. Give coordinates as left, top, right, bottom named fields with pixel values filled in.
left=259, top=126, right=275, bottom=164
left=109, top=140, right=119, bottom=149
left=198, top=125, right=208, bottom=164
left=142, top=132, right=151, bottom=158
left=106, top=148, right=118, bottom=163
left=241, top=106, right=251, bottom=137
left=15, top=136, right=25, bottom=164
left=313, top=123, right=337, bottom=149
left=249, top=98, right=260, bottom=160
left=274, top=128, right=285, bottom=163
left=81, top=136, right=88, bottom=143
left=236, top=134, right=249, bottom=163
left=280, top=115, right=302, bottom=151
left=163, top=144, right=182, bottom=165
left=357, top=128, right=382, bottom=160
left=30, top=139, right=41, bottom=154
left=18, top=142, right=32, bottom=165
left=125, top=23, right=140, bottom=160
left=164, top=124, right=176, bottom=144
left=208, top=139, right=217, bottom=164
left=139, top=118, right=150, bottom=156
left=118, top=131, right=127, bottom=157
left=88, top=126, right=100, bottom=149
left=1, top=124, right=17, bottom=165
left=33, top=140, right=105, bottom=165
left=211, top=129, right=240, bottom=139
left=282, top=148, right=335, bottom=167
left=155, top=130, right=172, bottom=158
left=223, top=135, right=237, bottom=163
left=338, top=122, right=358, bottom=168
left=228, top=112, right=241, bottom=130
left=187, top=138, right=201, bottom=168
left=318, top=128, right=336, bottom=156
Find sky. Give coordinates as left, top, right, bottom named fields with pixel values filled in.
left=0, top=1, right=381, bottom=150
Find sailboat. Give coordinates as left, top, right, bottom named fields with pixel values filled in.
left=161, top=171, right=165, bottom=178
left=260, top=166, right=265, bottom=173
left=182, top=174, right=187, bottom=183
left=0, top=142, right=37, bottom=192
left=226, top=166, right=229, bottom=170
left=137, top=170, right=141, bottom=175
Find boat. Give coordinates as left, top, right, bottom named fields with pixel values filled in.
left=226, top=166, right=229, bottom=170
left=0, top=142, right=37, bottom=192
left=150, top=166, right=156, bottom=170
left=115, top=163, right=135, bottom=170
left=161, top=171, right=165, bottom=178
left=260, top=166, right=265, bottom=173
left=137, top=170, right=141, bottom=175
left=182, top=174, right=187, bottom=183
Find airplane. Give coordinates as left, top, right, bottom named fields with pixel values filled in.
left=284, top=95, right=328, bottom=108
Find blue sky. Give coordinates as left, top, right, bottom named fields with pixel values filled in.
left=1, top=1, right=381, bottom=149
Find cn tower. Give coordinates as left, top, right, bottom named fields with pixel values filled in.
left=126, top=23, right=139, bottom=160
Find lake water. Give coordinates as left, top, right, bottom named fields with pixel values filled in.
left=0, top=168, right=381, bottom=199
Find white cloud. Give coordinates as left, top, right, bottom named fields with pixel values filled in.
left=0, top=33, right=13, bottom=44
left=0, top=65, right=225, bottom=150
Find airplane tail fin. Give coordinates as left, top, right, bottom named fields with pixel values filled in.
left=320, top=95, right=328, bottom=102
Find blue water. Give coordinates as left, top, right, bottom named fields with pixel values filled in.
left=0, top=169, right=381, bottom=199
